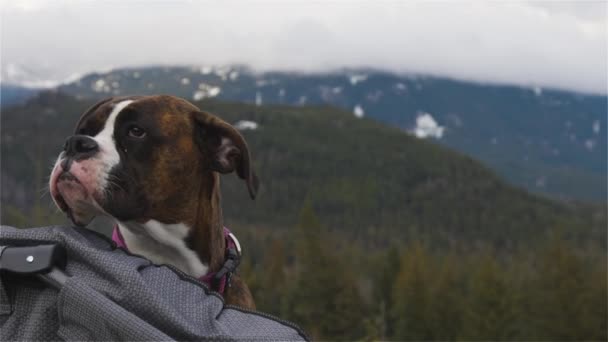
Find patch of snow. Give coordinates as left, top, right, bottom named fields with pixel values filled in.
left=319, top=85, right=342, bottom=101
left=256, top=79, right=269, bottom=87
left=278, top=88, right=286, bottom=97
left=214, top=67, right=231, bottom=81
left=193, top=83, right=221, bottom=101
left=229, top=71, right=239, bottom=81
left=366, top=90, right=383, bottom=102
left=2, top=63, right=82, bottom=89
left=63, top=73, right=82, bottom=84
left=532, top=86, right=542, bottom=96
left=181, top=77, right=190, bottom=85
left=491, top=137, right=498, bottom=145
left=234, top=120, right=259, bottom=131
left=255, top=91, right=262, bottom=106
left=200, top=66, right=212, bottom=75
left=446, top=113, right=463, bottom=127
left=349, top=74, right=367, bottom=86
left=297, top=96, right=307, bottom=106
left=111, top=81, right=119, bottom=88
left=132, top=71, right=140, bottom=79
left=17, top=80, right=61, bottom=88
left=208, top=87, right=221, bottom=97
left=585, top=139, right=595, bottom=150
left=193, top=91, right=204, bottom=101
left=593, top=120, right=600, bottom=134
left=535, top=176, right=546, bottom=188
left=395, top=83, right=406, bottom=90
left=319, top=86, right=331, bottom=100
left=1, top=69, right=58, bottom=88
left=413, top=112, right=445, bottom=139
left=92, top=79, right=111, bottom=93
left=353, top=105, right=365, bottom=118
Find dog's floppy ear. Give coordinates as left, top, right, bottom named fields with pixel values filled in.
left=192, top=111, right=259, bottom=199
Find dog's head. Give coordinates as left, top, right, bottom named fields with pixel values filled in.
left=49, top=95, right=258, bottom=226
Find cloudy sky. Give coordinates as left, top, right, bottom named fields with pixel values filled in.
left=1, top=0, right=606, bottom=94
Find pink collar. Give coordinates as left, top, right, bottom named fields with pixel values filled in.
left=112, top=225, right=241, bottom=295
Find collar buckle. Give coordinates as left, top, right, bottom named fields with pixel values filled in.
left=227, top=232, right=242, bottom=256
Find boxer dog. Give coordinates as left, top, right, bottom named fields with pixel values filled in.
left=49, top=95, right=258, bottom=308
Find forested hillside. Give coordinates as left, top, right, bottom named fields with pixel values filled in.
left=1, top=92, right=605, bottom=340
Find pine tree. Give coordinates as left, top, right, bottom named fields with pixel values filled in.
left=459, top=252, right=518, bottom=340
left=581, top=255, right=608, bottom=341
left=255, top=238, right=289, bottom=316
left=427, top=252, right=463, bottom=340
left=372, top=246, right=401, bottom=339
left=286, top=201, right=365, bottom=340
left=529, top=235, right=588, bottom=340
left=390, top=242, right=434, bottom=340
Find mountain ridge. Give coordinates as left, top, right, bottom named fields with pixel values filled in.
left=1, top=91, right=604, bottom=249
left=2, top=65, right=605, bottom=201
left=54, top=65, right=607, bottom=201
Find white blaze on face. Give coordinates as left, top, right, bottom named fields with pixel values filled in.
left=49, top=99, right=135, bottom=216
left=93, top=100, right=133, bottom=189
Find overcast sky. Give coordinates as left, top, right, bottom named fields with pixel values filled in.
left=1, top=0, right=606, bottom=94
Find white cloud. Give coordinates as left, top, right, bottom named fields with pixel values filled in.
left=1, top=1, right=606, bottom=93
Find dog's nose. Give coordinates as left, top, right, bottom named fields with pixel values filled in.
left=64, top=135, right=99, bottom=160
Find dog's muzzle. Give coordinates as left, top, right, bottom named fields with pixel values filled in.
left=61, top=135, right=100, bottom=170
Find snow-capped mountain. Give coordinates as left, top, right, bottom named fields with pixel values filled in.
left=0, top=63, right=84, bottom=89
left=3, top=65, right=606, bottom=200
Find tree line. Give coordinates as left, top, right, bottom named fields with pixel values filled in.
left=241, top=203, right=607, bottom=341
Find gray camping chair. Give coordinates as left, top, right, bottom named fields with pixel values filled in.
left=0, top=225, right=307, bottom=341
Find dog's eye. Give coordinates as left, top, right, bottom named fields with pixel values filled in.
left=127, top=125, right=146, bottom=139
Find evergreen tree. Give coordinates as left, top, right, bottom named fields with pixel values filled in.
left=390, top=242, right=434, bottom=340
left=255, top=238, right=289, bottom=316
left=459, top=253, right=518, bottom=340
left=372, top=246, right=401, bottom=339
left=529, top=235, right=589, bottom=340
left=427, top=253, right=463, bottom=340
left=287, top=201, right=365, bottom=340
left=581, top=256, right=608, bottom=341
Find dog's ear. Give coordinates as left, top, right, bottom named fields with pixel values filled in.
left=192, top=111, right=259, bottom=199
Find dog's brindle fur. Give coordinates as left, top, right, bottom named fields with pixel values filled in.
left=56, top=95, right=257, bottom=308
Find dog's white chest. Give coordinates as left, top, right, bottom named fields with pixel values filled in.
left=118, top=220, right=208, bottom=278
